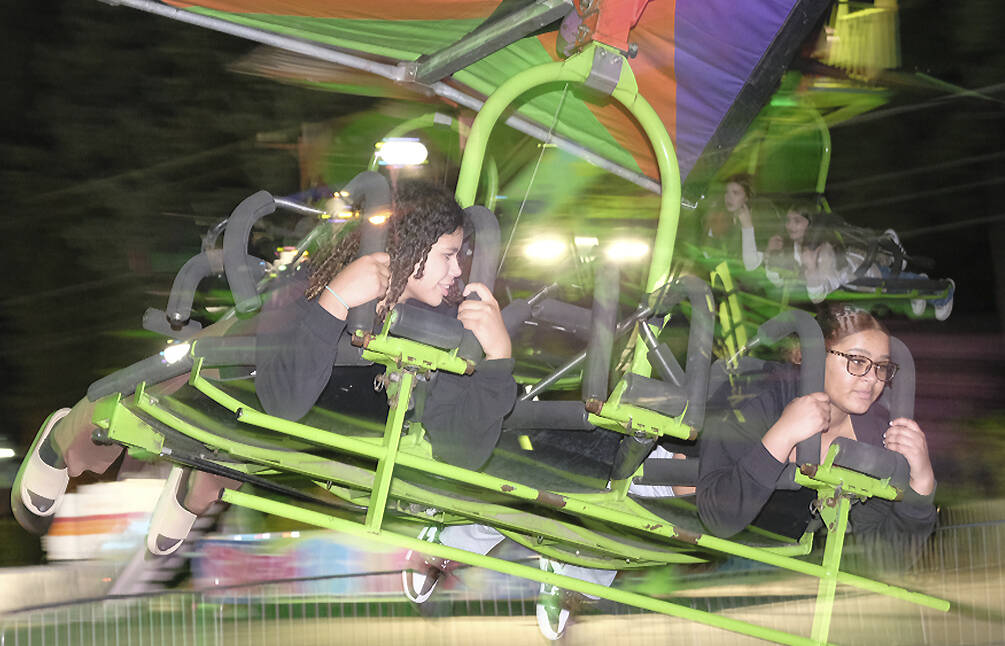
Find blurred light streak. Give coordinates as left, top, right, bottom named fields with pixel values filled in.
left=524, top=239, right=567, bottom=263
left=827, top=151, right=1005, bottom=191
left=161, top=342, right=191, bottom=364
left=838, top=175, right=1005, bottom=212
left=833, top=81, right=1005, bottom=129
left=605, top=240, right=650, bottom=262
left=375, top=138, right=428, bottom=166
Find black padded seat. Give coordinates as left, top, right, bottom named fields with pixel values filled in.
left=208, top=378, right=386, bottom=439
left=478, top=427, right=622, bottom=493
left=629, top=495, right=804, bottom=549
left=124, top=378, right=385, bottom=456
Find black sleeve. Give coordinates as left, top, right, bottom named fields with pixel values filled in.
left=696, top=395, right=790, bottom=538
left=421, top=358, right=517, bottom=471
left=254, top=274, right=348, bottom=421
left=850, top=489, right=936, bottom=542
left=848, top=407, right=938, bottom=547
left=847, top=488, right=936, bottom=570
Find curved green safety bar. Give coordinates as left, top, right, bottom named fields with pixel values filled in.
left=807, top=107, right=832, bottom=196
left=453, top=42, right=682, bottom=378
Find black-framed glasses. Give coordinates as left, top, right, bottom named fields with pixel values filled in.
left=827, top=350, right=898, bottom=383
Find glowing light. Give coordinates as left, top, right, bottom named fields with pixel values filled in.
left=368, top=210, right=390, bottom=225
left=161, top=342, right=191, bottom=365
left=0, top=448, right=15, bottom=460
left=605, top=240, right=650, bottom=262
left=375, top=138, right=428, bottom=166
left=574, top=236, right=599, bottom=248
left=524, top=239, right=567, bottom=262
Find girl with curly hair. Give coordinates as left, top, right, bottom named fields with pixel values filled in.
left=255, top=179, right=515, bottom=467
left=19, top=180, right=515, bottom=557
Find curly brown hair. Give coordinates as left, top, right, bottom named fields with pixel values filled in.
left=305, top=180, right=464, bottom=326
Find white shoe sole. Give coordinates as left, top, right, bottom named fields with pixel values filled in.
left=19, top=408, right=72, bottom=517
left=146, top=466, right=197, bottom=556
left=401, top=526, right=444, bottom=603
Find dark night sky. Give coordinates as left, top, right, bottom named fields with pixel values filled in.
left=2, top=1, right=1005, bottom=499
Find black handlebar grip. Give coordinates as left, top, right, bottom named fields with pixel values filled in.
left=457, top=291, right=483, bottom=361
left=344, top=172, right=392, bottom=337
left=887, top=336, right=915, bottom=421
left=223, top=191, right=276, bottom=316
left=676, top=275, right=715, bottom=430
left=756, top=309, right=825, bottom=396
left=583, top=261, right=619, bottom=403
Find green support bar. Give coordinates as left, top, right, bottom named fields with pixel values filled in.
left=361, top=334, right=473, bottom=375
left=807, top=108, right=832, bottom=196
left=222, top=488, right=828, bottom=646
left=187, top=367, right=949, bottom=612
left=365, top=369, right=414, bottom=532
left=811, top=495, right=851, bottom=645
left=452, top=42, right=682, bottom=380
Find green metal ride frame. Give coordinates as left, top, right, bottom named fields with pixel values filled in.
left=91, top=44, right=949, bottom=645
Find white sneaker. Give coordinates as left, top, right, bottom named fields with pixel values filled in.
left=934, top=279, right=955, bottom=321
left=17, top=408, right=72, bottom=518
left=536, top=559, right=571, bottom=640
left=883, top=229, right=908, bottom=270
left=402, top=525, right=456, bottom=603
left=146, top=466, right=197, bottom=556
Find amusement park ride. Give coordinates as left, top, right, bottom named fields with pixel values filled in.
left=12, top=1, right=960, bottom=644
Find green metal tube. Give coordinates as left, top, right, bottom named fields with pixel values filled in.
left=222, top=488, right=828, bottom=646
left=455, top=56, right=590, bottom=207
left=697, top=525, right=948, bottom=612
left=364, top=370, right=414, bottom=532
left=483, top=154, right=499, bottom=211
left=807, top=108, right=832, bottom=195
left=810, top=496, right=850, bottom=645
left=189, top=370, right=948, bottom=611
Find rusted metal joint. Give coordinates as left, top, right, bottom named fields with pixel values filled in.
left=350, top=331, right=373, bottom=348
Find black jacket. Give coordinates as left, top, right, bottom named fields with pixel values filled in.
left=254, top=270, right=517, bottom=470
left=697, top=363, right=936, bottom=542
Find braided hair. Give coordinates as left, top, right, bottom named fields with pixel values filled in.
left=305, top=180, right=465, bottom=327
left=816, top=302, right=888, bottom=349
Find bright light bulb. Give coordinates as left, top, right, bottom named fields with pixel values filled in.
left=604, top=240, right=650, bottom=262
left=524, top=239, right=567, bottom=262
left=376, top=138, right=428, bottom=166
left=161, top=342, right=191, bottom=365
left=0, top=448, right=15, bottom=460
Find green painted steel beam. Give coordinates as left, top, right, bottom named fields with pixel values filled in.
left=222, top=488, right=829, bottom=646
left=360, top=332, right=474, bottom=375
left=185, top=365, right=949, bottom=611
left=365, top=369, right=413, bottom=532
left=811, top=496, right=851, bottom=645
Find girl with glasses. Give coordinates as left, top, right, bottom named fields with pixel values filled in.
left=696, top=303, right=936, bottom=549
